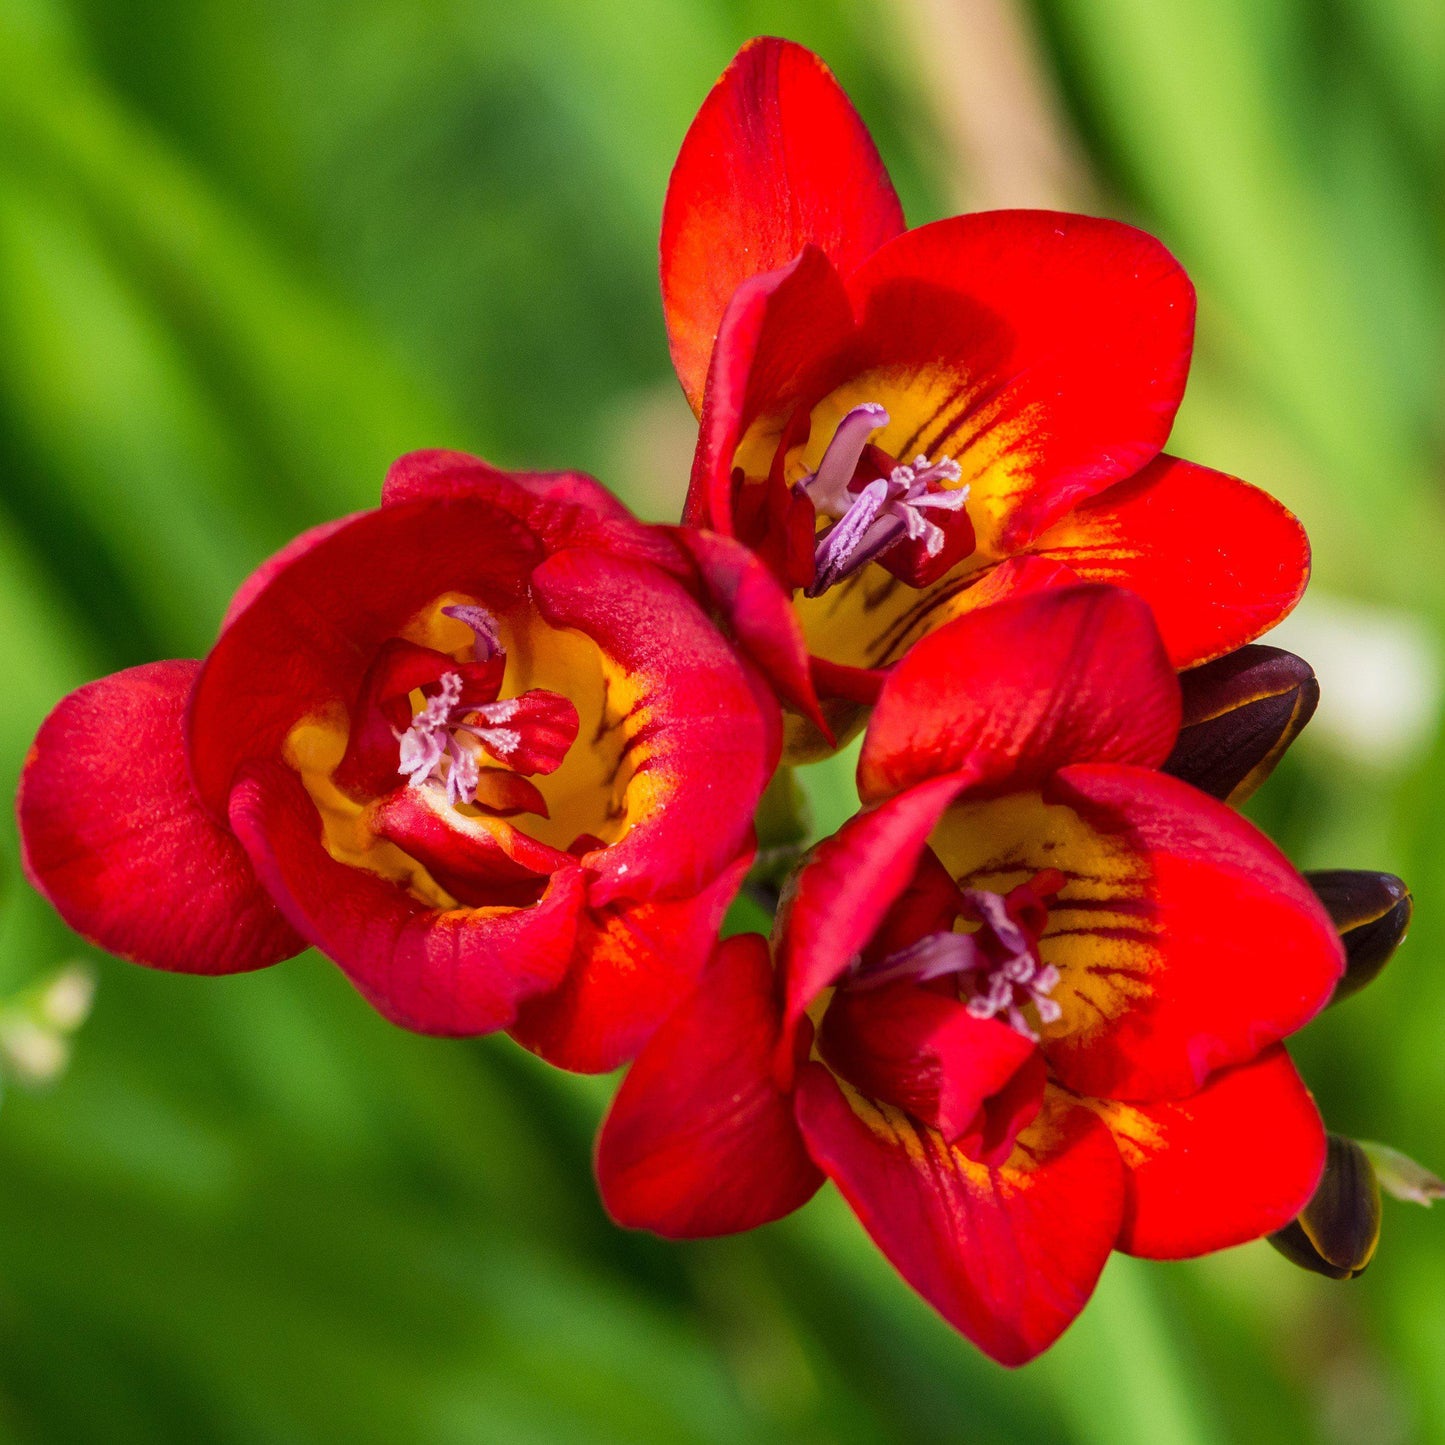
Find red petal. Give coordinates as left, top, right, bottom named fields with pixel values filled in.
left=1086, top=1045, right=1326, bottom=1258
left=471, top=768, right=549, bottom=819
left=662, top=37, right=904, bottom=411
left=858, top=584, right=1181, bottom=804
left=795, top=1069, right=1125, bottom=1366
left=666, top=524, right=827, bottom=733
left=509, top=854, right=750, bottom=1073
left=777, top=777, right=967, bottom=1035
left=190, top=498, right=540, bottom=815
left=595, top=933, right=822, bottom=1236
left=684, top=245, right=853, bottom=536
left=472, top=688, right=579, bottom=775
left=1025, top=455, right=1310, bottom=667
left=229, top=761, right=583, bottom=1035
left=844, top=211, right=1194, bottom=552
left=220, top=516, right=356, bottom=633
left=820, top=983, right=1039, bottom=1145
left=528, top=548, right=773, bottom=908
left=370, top=786, right=573, bottom=909
left=18, top=662, right=303, bottom=974
left=1037, top=764, right=1345, bottom=1099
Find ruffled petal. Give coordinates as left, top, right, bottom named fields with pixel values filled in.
left=18, top=661, right=303, bottom=974
left=509, top=855, right=750, bottom=1073
left=684, top=245, right=854, bottom=539
left=229, top=761, right=583, bottom=1035
left=190, top=497, right=541, bottom=814
left=369, top=785, right=572, bottom=909
left=529, top=547, right=774, bottom=907
left=858, top=584, right=1180, bottom=804
left=1083, top=1045, right=1326, bottom=1257
left=662, top=37, right=904, bottom=410
left=795, top=1069, right=1125, bottom=1366
left=842, top=211, right=1195, bottom=554
left=1025, top=456, right=1310, bottom=667
left=595, top=933, right=822, bottom=1236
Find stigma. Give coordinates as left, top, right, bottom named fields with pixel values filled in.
left=797, top=403, right=970, bottom=596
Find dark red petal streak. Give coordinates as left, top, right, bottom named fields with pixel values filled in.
left=596, top=933, right=822, bottom=1236
left=795, top=1068, right=1125, bottom=1366
left=18, top=661, right=303, bottom=974
left=662, top=37, right=904, bottom=410
left=1041, top=765, right=1344, bottom=1099
left=1085, top=1045, right=1326, bottom=1257
left=858, top=584, right=1181, bottom=804
left=1026, top=456, right=1310, bottom=668
left=230, top=761, right=582, bottom=1034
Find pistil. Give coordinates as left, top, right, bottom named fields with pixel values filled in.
left=850, top=872, right=1065, bottom=1042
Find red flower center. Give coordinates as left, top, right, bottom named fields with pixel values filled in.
left=849, top=867, right=1066, bottom=1042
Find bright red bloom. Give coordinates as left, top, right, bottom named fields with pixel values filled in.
left=663, top=38, right=1310, bottom=751
left=596, top=586, right=1343, bottom=1364
left=18, top=453, right=779, bottom=1072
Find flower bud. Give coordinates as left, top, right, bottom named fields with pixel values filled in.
left=1306, top=870, right=1412, bottom=1004
left=1165, top=645, right=1317, bottom=804
left=1269, top=1134, right=1381, bottom=1279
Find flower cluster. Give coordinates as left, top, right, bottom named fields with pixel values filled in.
left=15, top=37, right=1430, bottom=1365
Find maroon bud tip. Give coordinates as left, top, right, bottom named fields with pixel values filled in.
left=1269, top=1134, right=1381, bottom=1280
left=1165, top=645, right=1318, bottom=804
left=1307, top=870, right=1413, bottom=1004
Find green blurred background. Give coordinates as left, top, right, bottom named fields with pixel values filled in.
left=0, top=0, right=1441, bottom=1439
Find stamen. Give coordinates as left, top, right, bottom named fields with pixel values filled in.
left=796, top=405, right=970, bottom=596
left=396, top=672, right=481, bottom=802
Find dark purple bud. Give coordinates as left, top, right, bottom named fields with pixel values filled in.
left=1164, top=645, right=1318, bottom=804
left=1307, top=870, right=1413, bottom=1004
left=1269, top=1134, right=1381, bottom=1280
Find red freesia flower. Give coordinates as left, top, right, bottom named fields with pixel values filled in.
left=596, top=585, right=1343, bottom=1364
left=18, top=452, right=779, bottom=1072
left=663, top=38, right=1310, bottom=751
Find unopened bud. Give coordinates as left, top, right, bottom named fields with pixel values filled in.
left=1306, top=871, right=1412, bottom=1004
left=1269, top=1134, right=1381, bottom=1280
left=1165, top=645, right=1317, bottom=804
